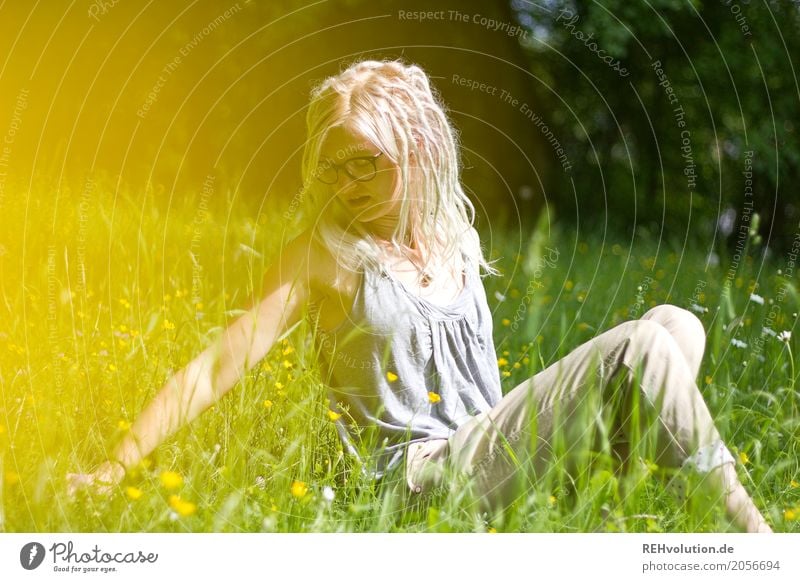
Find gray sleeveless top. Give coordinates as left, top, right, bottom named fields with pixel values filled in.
left=316, top=252, right=503, bottom=477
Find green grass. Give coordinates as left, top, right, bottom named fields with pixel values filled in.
left=1, top=178, right=798, bottom=532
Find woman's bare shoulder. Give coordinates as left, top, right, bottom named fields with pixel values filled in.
left=279, top=229, right=354, bottom=300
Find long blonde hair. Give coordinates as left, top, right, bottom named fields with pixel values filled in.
left=299, top=58, right=498, bottom=278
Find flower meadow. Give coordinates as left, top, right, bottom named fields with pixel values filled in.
left=1, top=179, right=798, bottom=533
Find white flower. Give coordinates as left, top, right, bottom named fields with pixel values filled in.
left=731, top=338, right=748, bottom=349
left=778, top=330, right=792, bottom=343
left=762, top=327, right=777, bottom=337
left=322, top=486, right=335, bottom=502
left=494, top=291, right=506, bottom=302
left=689, top=303, right=708, bottom=314
left=749, top=293, right=765, bottom=305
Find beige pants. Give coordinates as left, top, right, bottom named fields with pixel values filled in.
left=405, top=304, right=735, bottom=511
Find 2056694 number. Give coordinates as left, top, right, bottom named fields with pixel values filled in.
left=729, top=560, right=780, bottom=571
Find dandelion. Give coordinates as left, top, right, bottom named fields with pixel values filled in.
left=290, top=480, right=308, bottom=499
left=791, top=480, right=799, bottom=488
left=487, top=527, right=497, bottom=533
left=704, top=376, right=712, bottom=386
left=386, top=371, right=398, bottom=382
left=160, top=470, right=183, bottom=490
left=281, top=359, right=293, bottom=369
left=501, top=318, right=511, bottom=327
left=778, top=330, right=792, bottom=343
left=282, top=345, right=294, bottom=355
left=327, top=409, right=341, bottom=421
left=548, top=495, right=557, bottom=506
left=738, top=451, right=749, bottom=465
left=565, top=280, right=573, bottom=291
left=263, top=400, right=273, bottom=409
left=513, top=362, right=521, bottom=369
left=750, top=293, right=765, bottom=305
left=4, top=470, right=20, bottom=486
left=497, top=357, right=509, bottom=367
left=168, top=494, right=197, bottom=517
left=428, top=392, right=441, bottom=404
left=501, top=370, right=512, bottom=378
left=784, top=508, right=797, bottom=521
left=125, top=486, right=143, bottom=501
left=730, top=338, right=748, bottom=349
left=162, top=319, right=175, bottom=331
left=117, top=419, right=131, bottom=431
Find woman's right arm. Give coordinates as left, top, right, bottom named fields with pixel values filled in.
left=67, top=231, right=317, bottom=494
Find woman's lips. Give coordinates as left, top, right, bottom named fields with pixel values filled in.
left=347, top=195, right=371, bottom=207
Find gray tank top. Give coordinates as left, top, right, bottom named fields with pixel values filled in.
left=316, top=251, right=503, bottom=477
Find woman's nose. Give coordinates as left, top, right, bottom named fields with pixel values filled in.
left=335, top=174, right=359, bottom=196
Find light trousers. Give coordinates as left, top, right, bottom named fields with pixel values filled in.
left=404, top=304, right=736, bottom=511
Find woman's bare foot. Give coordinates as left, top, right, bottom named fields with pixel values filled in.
left=707, top=463, right=772, bottom=533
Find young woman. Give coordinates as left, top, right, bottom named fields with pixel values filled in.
left=67, top=59, right=771, bottom=532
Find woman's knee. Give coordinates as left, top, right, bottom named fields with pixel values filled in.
left=641, top=303, right=705, bottom=339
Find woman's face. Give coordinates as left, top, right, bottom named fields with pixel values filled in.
left=317, top=124, right=403, bottom=236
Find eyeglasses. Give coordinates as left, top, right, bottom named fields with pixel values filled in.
left=315, top=151, right=384, bottom=185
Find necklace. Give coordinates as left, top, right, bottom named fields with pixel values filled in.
left=380, top=240, right=434, bottom=288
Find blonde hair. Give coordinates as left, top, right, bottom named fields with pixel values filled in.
left=300, top=58, right=498, bottom=278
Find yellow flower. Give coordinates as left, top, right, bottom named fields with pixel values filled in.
left=117, top=419, right=131, bottom=431
left=738, top=451, right=749, bottom=465
left=791, top=480, right=799, bottom=488
left=386, top=371, right=398, bottom=383
left=290, top=480, right=308, bottom=498
left=501, top=370, right=512, bottom=377
left=327, top=409, right=341, bottom=421
left=160, top=470, right=183, bottom=490
left=195, top=302, right=203, bottom=311
left=785, top=508, right=797, bottom=521
left=282, top=345, right=294, bottom=355
left=487, top=527, right=497, bottom=533
left=4, top=471, right=20, bottom=486
left=281, top=359, right=293, bottom=369
left=126, top=486, right=143, bottom=501
left=497, top=357, right=509, bottom=367
left=513, top=362, right=521, bottom=369
left=263, top=400, right=273, bottom=409
left=168, top=494, right=197, bottom=517
left=162, top=319, right=175, bottom=330
left=565, top=280, right=574, bottom=291
left=428, top=391, right=441, bottom=404
left=548, top=495, right=557, bottom=506
left=501, top=318, right=511, bottom=326
left=704, top=375, right=712, bottom=385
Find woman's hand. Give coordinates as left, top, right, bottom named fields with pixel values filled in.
left=66, top=461, right=126, bottom=497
